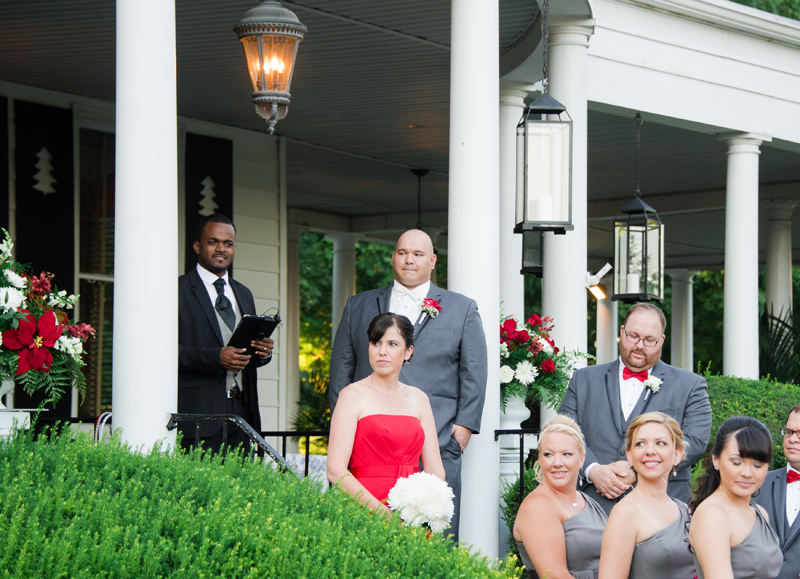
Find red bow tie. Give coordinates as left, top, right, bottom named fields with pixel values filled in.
left=623, top=367, right=649, bottom=382
left=788, top=470, right=800, bottom=484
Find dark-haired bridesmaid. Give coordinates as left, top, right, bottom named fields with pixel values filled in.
left=689, top=416, right=783, bottom=579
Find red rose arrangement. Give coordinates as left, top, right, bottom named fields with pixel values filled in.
left=499, top=311, right=590, bottom=411
left=0, top=229, right=94, bottom=405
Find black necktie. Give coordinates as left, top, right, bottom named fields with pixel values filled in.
left=213, top=278, right=235, bottom=331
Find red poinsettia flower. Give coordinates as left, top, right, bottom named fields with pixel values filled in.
left=541, top=359, right=556, bottom=374
left=2, top=310, right=61, bottom=374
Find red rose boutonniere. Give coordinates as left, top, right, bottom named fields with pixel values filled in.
left=420, top=298, right=442, bottom=323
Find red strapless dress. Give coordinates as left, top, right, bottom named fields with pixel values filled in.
left=348, top=414, right=424, bottom=503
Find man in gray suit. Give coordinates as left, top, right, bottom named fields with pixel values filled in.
left=560, top=303, right=712, bottom=514
left=329, top=229, right=488, bottom=540
left=754, top=403, right=800, bottom=579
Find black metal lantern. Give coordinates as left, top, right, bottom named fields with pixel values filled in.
left=514, top=93, right=574, bottom=234
left=612, top=115, right=664, bottom=303
left=234, top=1, right=307, bottom=134
left=520, top=230, right=544, bottom=277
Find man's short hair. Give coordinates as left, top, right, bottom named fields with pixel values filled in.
left=623, top=302, right=667, bottom=334
left=788, top=403, right=800, bottom=421
left=194, top=214, right=236, bottom=243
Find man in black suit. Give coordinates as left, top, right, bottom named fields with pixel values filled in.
left=754, top=402, right=800, bottom=579
left=178, top=214, right=273, bottom=452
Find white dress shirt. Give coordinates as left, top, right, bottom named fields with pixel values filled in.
left=618, top=357, right=649, bottom=421
left=196, top=264, right=239, bottom=318
left=788, top=465, right=800, bottom=526
left=585, top=358, right=651, bottom=481
left=389, top=280, right=430, bottom=324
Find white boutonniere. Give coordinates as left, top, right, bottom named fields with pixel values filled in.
left=643, top=376, right=662, bottom=400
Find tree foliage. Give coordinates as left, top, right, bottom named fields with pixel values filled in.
left=732, top=0, right=800, bottom=20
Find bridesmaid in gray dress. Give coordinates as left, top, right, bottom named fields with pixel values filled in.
left=514, top=415, right=608, bottom=579
left=689, top=416, right=783, bottom=579
left=599, top=412, right=695, bottom=579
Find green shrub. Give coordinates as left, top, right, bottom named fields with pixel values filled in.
left=500, top=466, right=539, bottom=565
left=704, top=373, right=800, bottom=469
left=0, top=428, right=520, bottom=579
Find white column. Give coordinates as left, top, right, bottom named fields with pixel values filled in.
left=113, top=0, right=178, bottom=449
left=764, top=200, right=795, bottom=319
left=719, top=133, right=770, bottom=379
left=595, top=292, right=618, bottom=365
left=285, top=228, right=301, bottom=453
left=499, top=88, right=527, bottom=320
left=327, top=232, right=358, bottom=343
left=668, top=270, right=697, bottom=370
left=541, top=20, right=594, bottom=425
left=449, top=0, right=500, bottom=557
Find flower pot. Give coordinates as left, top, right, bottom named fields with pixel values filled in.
left=0, top=377, right=14, bottom=410
left=500, top=394, right=531, bottom=431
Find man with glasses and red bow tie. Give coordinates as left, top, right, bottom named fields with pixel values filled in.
left=754, top=403, right=800, bottom=579
left=560, top=302, right=712, bottom=514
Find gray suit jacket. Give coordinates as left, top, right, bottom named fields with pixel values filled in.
left=328, top=283, right=488, bottom=451
left=754, top=467, right=800, bottom=579
left=559, top=359, right=712, bottom=505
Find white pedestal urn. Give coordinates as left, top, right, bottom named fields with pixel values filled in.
left=0, top=377, right=30, bottom=437
left=0, top=376, right=14, bottom=410
left=499, top=394, right=532, bottom=478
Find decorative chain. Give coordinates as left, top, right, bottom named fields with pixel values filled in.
left=542, top=0, right=549, bottom=94
left=634, top=113, right=643, bottom=198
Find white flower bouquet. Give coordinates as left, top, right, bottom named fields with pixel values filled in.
left=387, top=471, right=454, bottom=533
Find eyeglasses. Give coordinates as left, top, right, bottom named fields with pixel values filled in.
left=622, top=328, right=662, bottom=348
left=781, top=428, right=800, bottom=438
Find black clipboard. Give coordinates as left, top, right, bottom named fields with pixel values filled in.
left=227, top=314, right=280, bottom=357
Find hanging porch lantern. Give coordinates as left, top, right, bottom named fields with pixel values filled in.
left=612, top=115, right=665, bottom=303
left=514, top=0, right=573, bottom=237
left=514, top=93, right=574, bottom=234
left=520, top=230, right=544, bottom=277
left=234, top=0, right=307, bottom=134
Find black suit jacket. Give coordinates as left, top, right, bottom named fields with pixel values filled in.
left=754, top=467, right=800, bottom=579
left=178, top=267, right=269, bottom=438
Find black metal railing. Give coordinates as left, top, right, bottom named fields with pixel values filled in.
left=261, top=430, right=329, bottom=478
left=167, top=413, right=291, bottom=471
left=495, top=428, right=540, bottom=506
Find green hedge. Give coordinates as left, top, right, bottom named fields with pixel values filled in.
left=705, top=373, right=800, bottom=469
left=0, top=428, right=520, bottom=579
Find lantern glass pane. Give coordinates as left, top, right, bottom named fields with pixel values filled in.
left=241, top=36, right=262, bottom=92
left=260, top=35, right=298, bottom=93
left=614, top=222, right=628, bottom=295
left=646, top=220, right=664, bottom=298
left=525, top=121, right=571, bottom=224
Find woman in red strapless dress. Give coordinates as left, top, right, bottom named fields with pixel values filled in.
left=327, top=313, right=446, bottom=514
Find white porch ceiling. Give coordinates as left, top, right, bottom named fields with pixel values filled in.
left=1, top=0, right=799, bottom=269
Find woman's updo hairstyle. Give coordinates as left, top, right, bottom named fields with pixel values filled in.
left=366, top=312, right=415, bottom=351
left=533, top=415, right=586, bottom=483
left=626, top=411, right=687, bottom=453
left=690, top=416, right=773, bottom=512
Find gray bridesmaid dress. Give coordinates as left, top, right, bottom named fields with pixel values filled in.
left=628, top=499, right=695, bottom=579
left=692, top=503, right=783, bottom=579
left=517, top=492, right=608, bottom=579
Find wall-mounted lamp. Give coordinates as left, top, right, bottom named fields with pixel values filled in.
left=586, top=263, right=612, bottom=300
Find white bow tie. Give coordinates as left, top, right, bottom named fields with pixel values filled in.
left=395, top=285, right=423, bottom=301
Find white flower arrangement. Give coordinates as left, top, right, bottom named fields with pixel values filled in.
left=3, top=270, right=26, bottom=289
left=499, top=365, right=515, bottom=384
left=387, top=471, right=454, bottom=533
left=514, top=360, right=538, bottom=386
left=643, top=376, right=662, bottom=394
left=54, top=335, right=84, bottom=361
left=500, top=342, right=510, bottom=359
left=47, top=290, right=78, bottom=310
left=0, top=287, right=26, bottom=314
